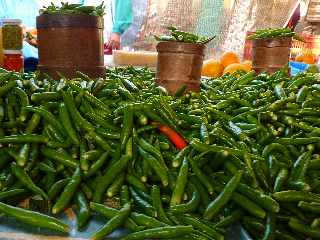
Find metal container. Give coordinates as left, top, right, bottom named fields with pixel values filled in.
left=36, top=14, right=105, bottom=79
left=252, top=37, right=292, bottom=74
left=156, top=41, right=205, bottom=95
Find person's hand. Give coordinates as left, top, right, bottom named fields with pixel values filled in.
left=106, top=33, right=121, bottom=50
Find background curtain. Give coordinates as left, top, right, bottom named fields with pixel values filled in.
left=34, top=0, right=308, bottom=58
left=132, top=0, right=302, bottom=59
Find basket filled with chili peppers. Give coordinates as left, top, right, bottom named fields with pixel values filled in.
left=249, top=27, right=304, bottom=74
left=1, top=65, right=320, bottom=239
left=154, top=27, right=215, bottom=95
left=36, top=2, right=106, bottom=79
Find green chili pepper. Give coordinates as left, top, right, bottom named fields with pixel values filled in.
left=180, top=216, right=224, bottom=240
left=298, top=201, right=320, bottom=213
left=0, top=189, right=29, bottom=201
left=204, top=171, right=243, bottom=220
left=91, top=203, right=131, bottom=240
left=274, top=168, right=289, bottom=192
left=120, top=185, right=131, bottom=206
left=138, top=147, right=168, bottom=187
left=93, top=155, right=131, bottom=203
left=289, top=218, right=320, bottom=238
left=0, top=79, right=16, bottom=97
left=48, top=178, right=70, bottom=201
left=170, top=182, right=200, bottom=213
left=213, top=210, right=243, bottom=229
left=237, top=183, right=280, bottom=213
left=119, top=105, right=133, bottom=152
left=62, top=90, right=94, bottom=131
left=311, top=218, right=320, bottom=229
left=85, top=152, right=109, bottom=179
left=25, top=113, right=41, bottom=134
left=41, top=147, right=77, bottom=169
left=151, top=185, right=172, bottom=224
left=0, top=202, right=69, bottom=233
left=90, top=202, right=140, bottom=232
left=129, top=186, right=155, bottom=217
left=120, top=225, right=194, bottom=240
left=107, top=173, right=125, bottom=197
left=58, top=102, right=79, bottom=145
left=273, top=190, right=320, bottom=202
left=170, top=156, right=188, bottom=206
left=172, top=146, right=191, bottom=168
left=0, top=134, right=48, bottom=144
left=23, top=106, right=65, bottom=136
left=131, top=211, right=166, bottom=229
left=126, top=174, right=147, bottom=193
left=11, top=163, right=47, bottom=199
left=75, top=191, right=90, bottom=230
left=52, top=167, right=82, bottom=214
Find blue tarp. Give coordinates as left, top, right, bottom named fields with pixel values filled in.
left=290, top=61, right=309, bottom=76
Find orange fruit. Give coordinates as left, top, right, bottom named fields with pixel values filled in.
left=295, top=53, right=317, bottom=64
left=201, top=59, right=224, bottom=78
left=220, top=51, right=240, bottom=68
left=295, top=54, right=304, bottom=62
left=223, top=63, right=249, bottom=75
left=303, top=53, right=316, bottom=64
left=242, top=60, right=253, bottom=72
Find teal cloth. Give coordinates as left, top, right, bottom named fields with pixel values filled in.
left=112, top=0, right=133, bottom=34
left=80, top=0, right=133, bottom=34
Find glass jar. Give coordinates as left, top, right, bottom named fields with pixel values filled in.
left=3, top=50, right=24, bottom=72
left=2, top=19, right=23, bottom=50
left=0, top=25, right=3, bottom=67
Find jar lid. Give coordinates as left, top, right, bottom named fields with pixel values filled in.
left=3, top=50, right=23, bottom=55
left=2, top=19, right=22, bottom=24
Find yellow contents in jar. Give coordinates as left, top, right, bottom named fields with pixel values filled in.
left=0, top=27, right=3, bottom=66
left=2, top=19, right=23, bottom=50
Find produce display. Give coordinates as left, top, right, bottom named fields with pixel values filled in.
left=1, top=65, right=320, bottom=240
left=154, top=26, right=213, bottom=44
left=248, top=27, right=303, bottom=41
left=39, top=2, right=105, bottom=17
left=202, top=51, right=252, bottom=78
left=295, top=52, right=318, bottom=65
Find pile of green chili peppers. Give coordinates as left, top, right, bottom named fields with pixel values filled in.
left=1, top=66, right=320, bottom=239
left=40, top=2, right=105, bottom=17
left=249, top=27, right=304, bottom=42
left=154, top=26, right=211, bottom=43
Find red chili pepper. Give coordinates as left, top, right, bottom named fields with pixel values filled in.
left=158, top=124, right=188, bottom=150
